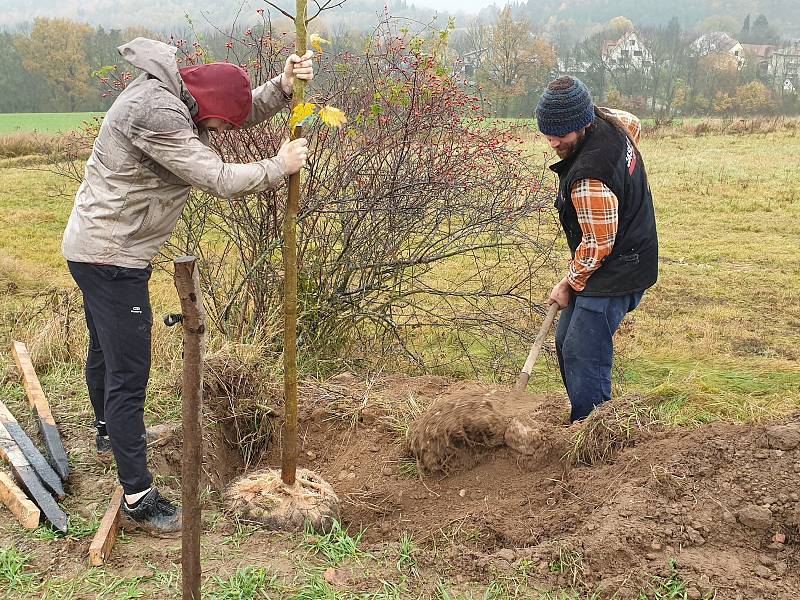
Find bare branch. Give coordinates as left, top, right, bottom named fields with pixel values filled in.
left=162, top=14, right=558, bottom=377
left=262, top=0, right=295, bottom=22
left=307, top=0, right=348, bottom=23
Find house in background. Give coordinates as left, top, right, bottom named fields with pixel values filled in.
left=692, top=32, right=744, bottom=67
left=602, top=30, right=652, bottom=69
left=769, top=43, right=800, bottom=95
left=741, top=43, right=777, bottom=76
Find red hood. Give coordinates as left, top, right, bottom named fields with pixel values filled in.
left=179, top=62, right=252, bottom=128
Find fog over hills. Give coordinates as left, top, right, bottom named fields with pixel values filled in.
left=2, top=0, right=797, bottom=36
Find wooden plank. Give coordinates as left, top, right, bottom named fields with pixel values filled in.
left=0, top=471, right=40, bottom=529
left=11, top=341, right=70, bottom=480
left=173, top=256, right=205, bottom=600
left=0, top=421, right=68, bottom=532
left=88, top=486, right=124, bottom=566
left=0, top=398, right=65, bottom=499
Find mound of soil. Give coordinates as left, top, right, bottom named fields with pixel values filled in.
left=136, top=372, right=800, bottom=597
left=252, top=376, right=800, bottom=599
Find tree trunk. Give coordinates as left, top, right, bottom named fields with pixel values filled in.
left=281, top=0, right=309, bottom=487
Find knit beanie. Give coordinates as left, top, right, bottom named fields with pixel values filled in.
left=179, top=62, right=253, bottom=128
left=535, top=76, right=594, bottom=137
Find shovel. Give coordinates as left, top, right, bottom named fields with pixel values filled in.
left=514, top=302, right=560, bottom=391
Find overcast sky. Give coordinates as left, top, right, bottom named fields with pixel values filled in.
left=412, top=0, right=494, bottom=12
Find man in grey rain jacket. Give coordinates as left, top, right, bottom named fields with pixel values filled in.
left=62, top=37, right=313, bottom=534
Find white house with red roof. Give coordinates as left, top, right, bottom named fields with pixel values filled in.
left=602, top=31, right=652, bottom=69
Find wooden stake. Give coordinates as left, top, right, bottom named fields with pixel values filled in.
left=173, top=256, right=205, bottom=600
left=281, top=0, right=309, bottom=488
left=0, top=398, right=65, bottom=499
left=11, top=341, right=70, bottom=479
left=88, top=486, right=124, bottom=566
left=0, top=471, right=40, bottom=529
left=0, top=421, right=68, bottom=532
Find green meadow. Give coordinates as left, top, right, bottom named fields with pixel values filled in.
left=0, top=112, right=104, bottom=134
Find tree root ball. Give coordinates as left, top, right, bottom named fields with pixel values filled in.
left=409, top=384, right=573, bottom=475
left=224, top=468, right=340, bottom=533
left=409, top=385, right=510, bottom=475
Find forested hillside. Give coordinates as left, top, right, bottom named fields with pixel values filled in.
left=2, top=0, right=799, bottom=35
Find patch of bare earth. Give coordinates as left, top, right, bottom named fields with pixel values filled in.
left=260, top=375, right=800, bottom=598
left=3, top=374, right=798, bottom=599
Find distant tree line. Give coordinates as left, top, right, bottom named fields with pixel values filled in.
left=0, top=20, right=149, bottom=112
left=0, top=11, right=797, bottom=116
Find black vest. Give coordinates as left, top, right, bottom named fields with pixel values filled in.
left=550, top=116, right=658, bottom=297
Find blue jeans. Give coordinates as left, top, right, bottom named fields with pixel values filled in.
left=555, top=292, right=643, bottom=422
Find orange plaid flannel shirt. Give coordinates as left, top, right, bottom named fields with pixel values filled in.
left=567, top=109, right=641, bottom=292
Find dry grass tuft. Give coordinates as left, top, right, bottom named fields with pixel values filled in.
left=201, top=343, right=281, bottom=467
left=0, top=132, right=61, bottom=158
left=203, top=342, right=268, bottom=400
left=548, top=544, right=587, bottom=589
left=568, top=394, right=660, bottom=466
left=378, top=390, right=426, bottom=442
left=5, top=288, right=86, bottom=371
left=300, top=372, right=378, bottom=427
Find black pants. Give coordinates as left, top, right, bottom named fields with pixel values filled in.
left=68, top=261, right=153, bottom=495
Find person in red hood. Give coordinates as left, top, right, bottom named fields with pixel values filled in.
left=61, top=37, right=314, bottom=535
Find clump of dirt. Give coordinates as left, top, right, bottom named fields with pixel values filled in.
left=504, top=415, right=570, bottom=462
left=409, top=383, right=569, bottom=474
left=409, top=384, right=511, bottom=474
left=225, top=467, right=339, bottom=533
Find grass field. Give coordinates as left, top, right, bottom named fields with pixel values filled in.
left=0, top=112, right=104, bottom=134
left=1, top=120, right=798, bottom=420
left=0, top=112, right=696, bottom=135
left=0, top=120, right=798, bottom=598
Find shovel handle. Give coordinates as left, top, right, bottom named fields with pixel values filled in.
left=514, top=302, right=560, bottom=391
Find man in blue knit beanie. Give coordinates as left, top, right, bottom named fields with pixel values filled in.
left=536, top=76, right=659, bottom=422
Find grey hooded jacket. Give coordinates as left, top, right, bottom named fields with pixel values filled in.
left=62, top=37, right=289, bottom=268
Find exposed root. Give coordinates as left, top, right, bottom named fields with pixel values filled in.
left=225, top=468, right=340, bottom=533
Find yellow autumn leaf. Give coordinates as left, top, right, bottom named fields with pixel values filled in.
left=290, top=102, right=316, bottom=132
left=319, top=105, right=347, bottom=128
left=310, top=33, right=330, bottom=54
